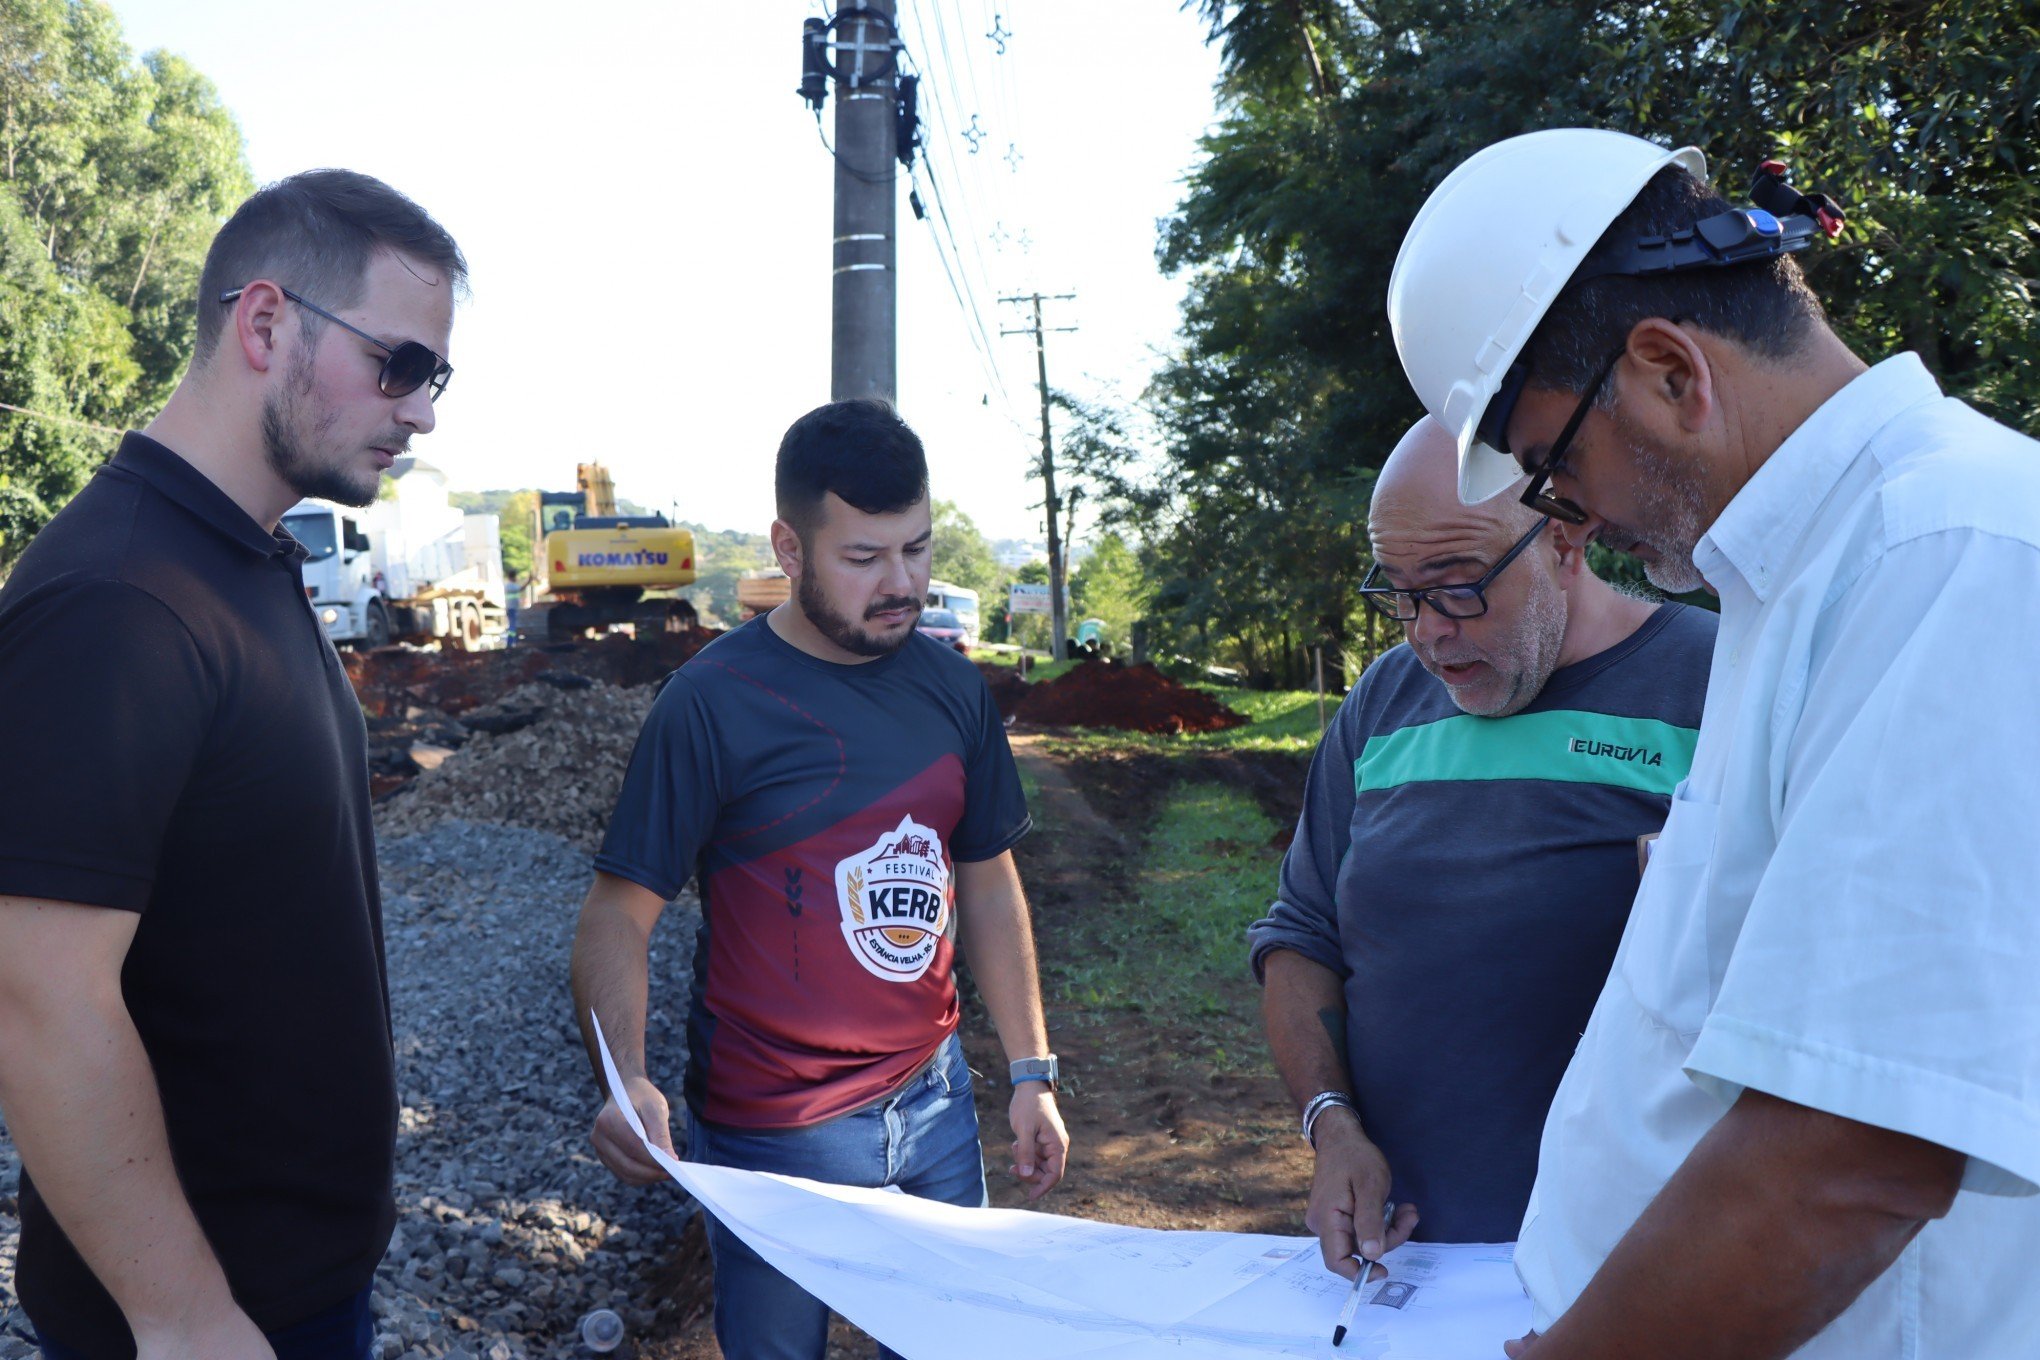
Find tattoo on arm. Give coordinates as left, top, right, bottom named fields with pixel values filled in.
left=1317, top=1006, right=1350, bottom=1070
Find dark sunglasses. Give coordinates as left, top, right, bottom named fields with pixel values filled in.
left=218, top=285, right=452, bottom=401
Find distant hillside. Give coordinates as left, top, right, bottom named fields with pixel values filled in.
left=682, top=523, right=777, bottom=626
left=450, top=490, right=649, bottom=517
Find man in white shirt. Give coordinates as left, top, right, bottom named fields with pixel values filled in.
left=1388, top=129, right=2040, bottom=1359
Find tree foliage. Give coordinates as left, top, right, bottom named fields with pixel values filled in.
left=0, top=0, right=251, bottom=562
left=448, top=488, right=538, bottom=581
left=1070, top=532, right=1146, bottom=644
left=929, top=498, right=1001, bottom=601
left=1131, top=0, right=2039, bottom=685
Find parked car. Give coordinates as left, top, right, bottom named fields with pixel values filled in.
left=916, top=606, right=974, bottom=653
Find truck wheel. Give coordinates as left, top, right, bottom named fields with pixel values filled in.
left=365, top=600, right=392, bottom=649
left=449, top=603, right=483, bottom=653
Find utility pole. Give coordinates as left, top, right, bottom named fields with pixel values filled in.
left=803, top=4, right=901, bottom=403
left=1000, top=292, right=1077, bottom=661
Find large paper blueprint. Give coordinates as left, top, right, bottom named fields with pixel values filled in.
left=592, top=1017, right=1530, bottom=1358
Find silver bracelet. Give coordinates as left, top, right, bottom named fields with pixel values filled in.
left=1300, top=1090, right=1358, bottom=1147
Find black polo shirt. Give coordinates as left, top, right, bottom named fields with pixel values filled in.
left=0, top=434, right=395, bottom=1357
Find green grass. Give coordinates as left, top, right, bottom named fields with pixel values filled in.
left=1048, top=781, right=1279, bottom=1071
left=1036, top=685, right=1329, bottom=759
left=1015, top=759, right=1043, bottom=808
left=969, top=648, right=1079, bottom=684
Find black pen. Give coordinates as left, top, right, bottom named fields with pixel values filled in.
left=1332, top=1202, right=1396, bottom=1348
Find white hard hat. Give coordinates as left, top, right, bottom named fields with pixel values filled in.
left=1388, top=129, right=1706, bottom=504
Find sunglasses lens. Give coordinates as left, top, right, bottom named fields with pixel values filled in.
left=1539, top=495, right=1589, bottom=525
left=381, top=343, right=448, bottom=399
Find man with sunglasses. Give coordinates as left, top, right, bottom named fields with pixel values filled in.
left=1248, top=416, right=1712, bottom=1280
left=0, top=170, right=463, bottom=1360
left=1392, top=129, right=2040, bottom=1360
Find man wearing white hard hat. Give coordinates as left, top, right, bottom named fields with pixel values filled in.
left=1391, top=128, right=2040, bottom=1359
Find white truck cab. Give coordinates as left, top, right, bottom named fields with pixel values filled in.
left=283, top=459, right=506, bottom=650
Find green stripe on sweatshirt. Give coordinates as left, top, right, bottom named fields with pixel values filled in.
left=1355, top=710, right=1697, bottom=797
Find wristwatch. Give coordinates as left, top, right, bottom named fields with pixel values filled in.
left=1009, top=1055, right=1060, bottom=1092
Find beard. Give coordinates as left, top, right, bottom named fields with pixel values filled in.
left=261, top=342, right=392, bottom=508
left=796, top=569, right=921, bottom=658
left=1601, top=432, right=1710, bottom=595
left=1421, top=562, right=1570, bottom=718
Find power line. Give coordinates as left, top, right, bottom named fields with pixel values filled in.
left=975, top=0, right=1027, bottom=170
left=891, top=23, right=1018, bottom=408
left=0, top=401, right=122, bottom=436
left=936, top=0, right=996, bottom=151
left=896, top=39, right=1006, bottom=350
left=912, top=156, right=1009, bottom=405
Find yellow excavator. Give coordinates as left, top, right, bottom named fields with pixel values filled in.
left=528, top=462, right=698, bottom=641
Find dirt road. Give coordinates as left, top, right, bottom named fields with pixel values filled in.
left=646, top=736, right=1314, bottom=1358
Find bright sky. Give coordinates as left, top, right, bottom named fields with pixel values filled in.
left=103, top=0, right=1223, bottom=544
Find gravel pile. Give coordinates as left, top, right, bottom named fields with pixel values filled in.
left=0, top=1145, right=20, bottom=1358
left=0, top=820, right=706, bottom=1360
left=377, top=683, right=658, bottom=850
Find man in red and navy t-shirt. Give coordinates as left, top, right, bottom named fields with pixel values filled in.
left=572, top=399, right=1069, bottom=1360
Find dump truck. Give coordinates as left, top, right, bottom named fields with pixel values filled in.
left=526, top=462, right=699, bottom=641
left=283, top=458, right=507, bottom=651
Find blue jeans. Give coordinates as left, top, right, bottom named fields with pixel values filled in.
left=35, top=1286, right=372, bottom=1360
left=685, top=1030, right=988, bottom=1360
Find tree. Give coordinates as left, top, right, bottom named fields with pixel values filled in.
left=929, top=498, right=1000, bottom=600
left=680, top=522, right=777, bottom=627
left=1070, top=532, right=1146, bottom=645
left=0, top=187, right=137, bottom=558
left=1140, top=0, right=2039, bottom=684
left=0, top=1, right=251, bottom=564
left=451, top=488, right=540, bottom=581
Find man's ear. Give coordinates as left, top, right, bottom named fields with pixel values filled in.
left=1621, top=316, right=1713, bottom=437
left=1550, top=521, right=1583, bottom=574
left=770, top=518, right=805, bottom=580
left=1547, top=521, right=1588, bottom=585
left=230, top=280, right=290, bottom=378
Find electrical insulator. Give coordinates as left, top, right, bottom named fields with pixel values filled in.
left=799, top=17, right=828, bottom=109
left=896, top=75, right=919, bottom=169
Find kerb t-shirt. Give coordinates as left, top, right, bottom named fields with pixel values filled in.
left=596, top=616, right=1029, bottom=1128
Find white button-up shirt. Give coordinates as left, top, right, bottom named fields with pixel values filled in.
left=1516, top=353, right=2040, bottom=1358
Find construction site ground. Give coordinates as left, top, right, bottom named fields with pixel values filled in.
left=644, top=728, right=1321, bottom=1358
left=342, top=633, right=1329, bottom=1358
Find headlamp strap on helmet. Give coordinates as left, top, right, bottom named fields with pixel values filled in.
left=1572, top=156, right=1847, bottom=285
left=1750, top=159, right=1846, bottom=240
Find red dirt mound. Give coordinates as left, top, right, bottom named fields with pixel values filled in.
left=343, top=628, right=723, bottom=795
left=343, top=628, right=721, bottom=719
left=975, top=661, right=1031, bottom=721
left=1012, top=658, right=1247, bottom=735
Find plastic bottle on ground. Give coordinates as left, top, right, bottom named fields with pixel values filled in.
left=579, top=1307, right=625, bottom=1353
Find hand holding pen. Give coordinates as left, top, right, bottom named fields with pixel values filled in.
left=1333, top=1201, right=1398, bottom=1348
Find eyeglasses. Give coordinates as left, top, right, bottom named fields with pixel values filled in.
left=1515, top=347, right=1621, bottom=526
left=1359, top=519, right=1549, bottom=622
left=218, top=285, right=453, bottom=401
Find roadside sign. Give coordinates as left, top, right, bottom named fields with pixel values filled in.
left=1009, top=583, right=1052, bottom=616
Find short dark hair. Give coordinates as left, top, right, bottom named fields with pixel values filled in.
left=195, top=168, right=468, bottom=362
left=774, top=399, right=930, bottom=540
left=1523, top=164, right=1827, bottom=399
